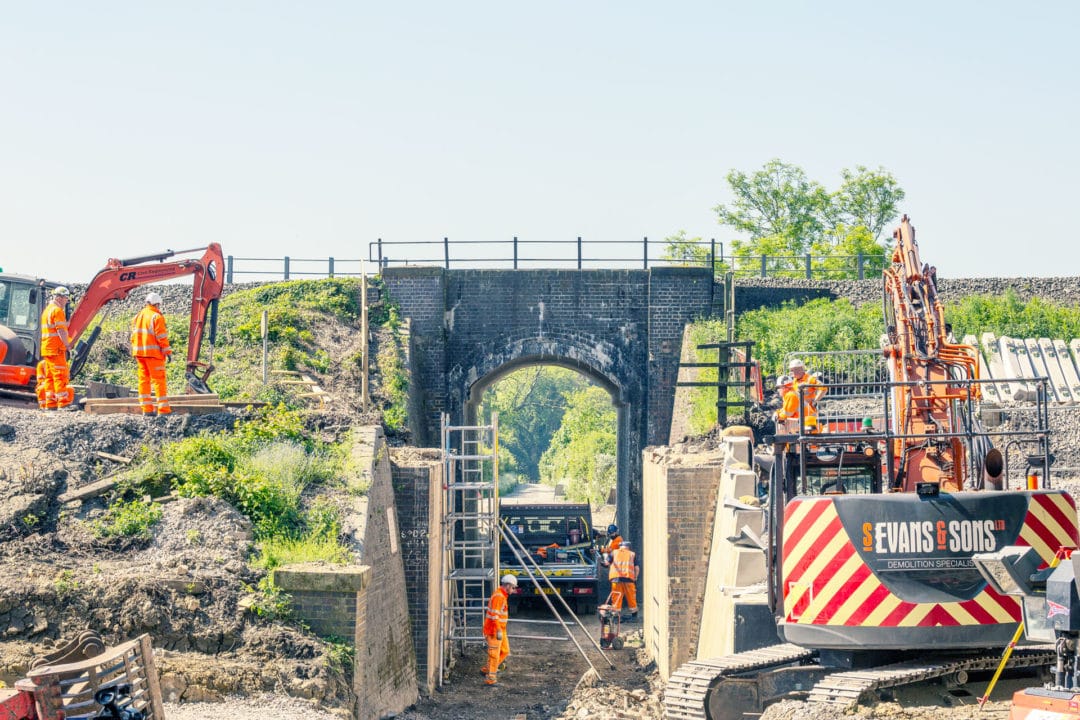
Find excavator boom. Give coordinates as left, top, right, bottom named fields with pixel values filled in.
left=0, top=243, right=225, bottom=398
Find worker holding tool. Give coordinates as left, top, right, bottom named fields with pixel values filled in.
left=609, top=540, right=640, bottom=622
left=483, top=574, right=517, bottom=686
left=599, top=524, right=622, bottom=567
left=130, top=291, right=173, bottom=416
left=38, top=286, right=74, bottom=410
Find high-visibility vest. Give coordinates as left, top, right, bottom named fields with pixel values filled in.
left=609, top=547, right=638, bottom=582
left=39, top=302, right=68, bottom=356
left=483, top=587, right=509, bottom=636
left=130, top=306, right=171, bottom=359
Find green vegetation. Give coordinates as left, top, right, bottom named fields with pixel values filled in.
left=678, top=291, right=1080, bottom=434
left=947, top=290, right=1080, bottom=340
left=539, top=385, right=617, bottom=506
left=666, top=160, right=904, bottom=279
left=93, top=499, right=163, bottom=539
left=376, top=306, right=409, bottom=432
left=78, top=277, right=401, bottom=405
left=120, top=405, right=350, bottom=571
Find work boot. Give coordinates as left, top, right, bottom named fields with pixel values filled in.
left=484, top=678, right=498, bottom=687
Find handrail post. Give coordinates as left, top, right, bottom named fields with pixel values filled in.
left=284, top=256, right=290, bottom=281
left=805, top=253, right=811, bottom=279
left=577, top=236, right=582, bottom=269
left=377, top=238, right=383, bottom=270
left=513, top=236, right=518, bottom=270
left=444, top=237, right=450, bottom=269
left=857, top=252, right=864, bottom=279
left=710, top=238, right=716, bottom=275
left=643, top=236, right=648, bottom=270
left=226, top=255, right=234, bottom=284
left=760, top=254, right=767, bottom=278
left=328, top=257, right=335, bottom=278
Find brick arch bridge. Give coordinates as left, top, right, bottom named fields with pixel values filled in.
left=382, top=266, right=716, bottom=538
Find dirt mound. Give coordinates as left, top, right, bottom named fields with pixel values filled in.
left=0, top=404, right=353, bottom=709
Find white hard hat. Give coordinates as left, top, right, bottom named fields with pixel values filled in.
left=788, top=358, right=806, bottom=371
left=52, top=286, right=71, bottom=297
left=146, top=291, right=163, bottom=306
left=777, top=374, right=792, bottom=387
left=501, top=574, right=518, bottom=587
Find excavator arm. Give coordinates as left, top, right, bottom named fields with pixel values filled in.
left=67, top=243, right=225, bottom=393
left=880, top=216, right=985, bottom=490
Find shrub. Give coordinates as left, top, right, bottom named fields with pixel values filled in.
left=93, top=499, right=163, bottom=539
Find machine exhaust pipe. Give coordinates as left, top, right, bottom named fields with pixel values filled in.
left=983, top=448, right=1004, bottom=490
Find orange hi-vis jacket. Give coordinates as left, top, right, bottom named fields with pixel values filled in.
left=130, top=306, right=172, bottom=359
left=602, top=534, right=622, bottom=555
left=483, top=586, right=509, bottom=637
left=609, top=546, right=638, bottom=582
left=40, top=301, right=68, bottom=356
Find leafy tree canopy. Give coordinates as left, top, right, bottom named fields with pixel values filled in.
left=539, top=385, right=617, bottom=506
left=676, top=160, right=907, bottom=278
left=478, top=366, right=585, bottom=480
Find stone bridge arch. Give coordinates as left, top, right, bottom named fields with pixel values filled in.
left=458, top=344, right=637, bottom=530
left=382, top=266, right=715, bottom=541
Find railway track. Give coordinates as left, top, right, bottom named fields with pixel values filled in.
left=663, top=643, right=1056, bottom=720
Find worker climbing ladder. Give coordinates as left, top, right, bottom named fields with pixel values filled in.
left=437, top=413, right=500, bottom=685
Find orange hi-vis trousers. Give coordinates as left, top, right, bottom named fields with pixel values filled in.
left=484, top=633, right=509, bottom=684
left=39, top=355, right=73, bottom=409
left=135, top=356, right=171, bottom=415
left=611, top=579, right=637, bottom=613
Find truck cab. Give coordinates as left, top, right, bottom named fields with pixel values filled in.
left=499, top=502, right=599, bottom=614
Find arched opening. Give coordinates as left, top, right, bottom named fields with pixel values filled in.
left=465, top=356, right=625, bottom=525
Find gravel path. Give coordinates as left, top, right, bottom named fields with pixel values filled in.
left=164, top=694, right=344, bottom=720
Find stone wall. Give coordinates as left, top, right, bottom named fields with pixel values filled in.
left=389, top=450, right=444, bottom=695
left=382, top=266, right=715, bottom=545
left=641, top=441, right=725, bottom=680
left=349, top=426, right=418, bottom=719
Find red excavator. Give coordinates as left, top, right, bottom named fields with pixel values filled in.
left=0, top=243, right=225, bottom=402
left=664, top=216, right=1078, bottom=719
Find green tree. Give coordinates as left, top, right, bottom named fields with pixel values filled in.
left=539, top=385, right=617, bottom=505
left=478, top=367, right=583, bottom=480
left=703, top=160, right=904, bottom=278
left=662, top=230, right=710, bottom=267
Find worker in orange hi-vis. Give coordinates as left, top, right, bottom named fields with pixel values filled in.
left=130, top=292, right=173, bottom=416
left=609, top=540, right=640, bottom=622
left=38, top=287, right=73, bottom=410
left=482, top=574, right=517, bottom=686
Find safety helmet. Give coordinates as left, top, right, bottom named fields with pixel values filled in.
left=862, top=417, right=874, bottom=429
left=52, top=286, right=71, bottom=297
left=607, top=524, right=618, bottom=535
left=146, top=291, right=163, bottom=306
left=777, top=374, right=792, bottom=387
left=788, top=358, right=806, bottom=371
left=501, top=574, right=518, bottom=587
left=620, top=540, right=632, bottom=550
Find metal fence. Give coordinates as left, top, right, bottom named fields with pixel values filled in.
left=223, top=238, right=889, bottom=282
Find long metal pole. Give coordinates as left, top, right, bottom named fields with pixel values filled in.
left=499, top=520, right=614, bottom=669
left=361, top=259, right=370, bottom=412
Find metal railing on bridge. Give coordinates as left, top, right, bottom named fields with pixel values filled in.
left=222, top=238, right=889, bottom=282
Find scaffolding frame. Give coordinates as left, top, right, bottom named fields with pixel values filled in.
left=437, top=413, right=499, bottom=686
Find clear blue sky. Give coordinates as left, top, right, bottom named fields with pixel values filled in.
left=2, top=1, right=1077, bottom=282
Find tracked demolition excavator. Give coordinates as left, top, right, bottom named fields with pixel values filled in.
left=664, top=216, right=1079, bottom=719
left=0, top=244, right=225, bottom=402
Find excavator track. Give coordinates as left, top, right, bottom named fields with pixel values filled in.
left=807, top=646, right=1057, bottom=709
left=664, top=644, right=1056, bottom=719
left=663, top=643, right=816, bottom=720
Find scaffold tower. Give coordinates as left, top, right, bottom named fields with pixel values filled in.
left=437, top=413, right=499, bottom=685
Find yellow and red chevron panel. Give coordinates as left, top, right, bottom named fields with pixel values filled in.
left=780, top=491, right=1077, bottom=647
